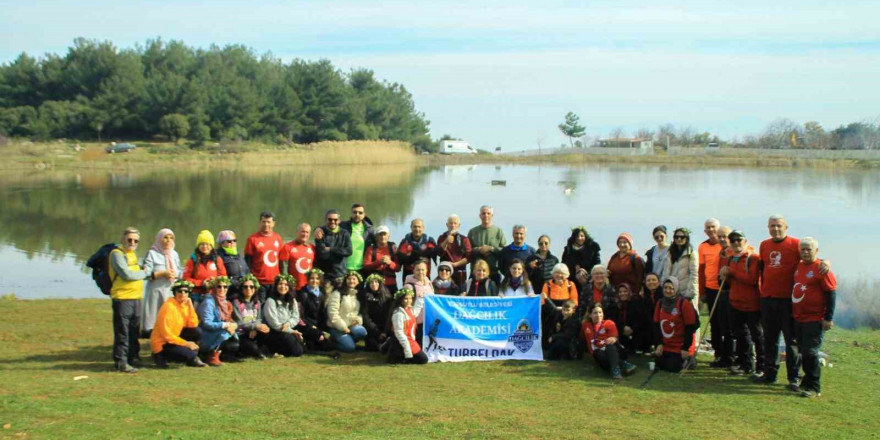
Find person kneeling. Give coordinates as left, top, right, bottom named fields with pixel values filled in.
left=198, top=276, right=240, bottom=366
left=150, top=280, right=206, bottom=368
left=546, top=300, right=580, bottom=360
left=582, top=303, right=636, bottom=379
left=263, top=275, right=306, bottom=358
left=652, top=276, right=698, bottom=373
left=386, top=288, right=428, bottom=364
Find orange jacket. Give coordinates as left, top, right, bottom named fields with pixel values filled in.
left=150, top=298, right=199, bottom=353
left=541, top=279, right=578, bottom=306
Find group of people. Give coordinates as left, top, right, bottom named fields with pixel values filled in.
left=105, top=205, right=837, bottom=398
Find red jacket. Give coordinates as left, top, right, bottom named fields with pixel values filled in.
left=727, top=252, right=761, bottom=312
left=183, top=256, right=227, bottom=290
left=363, top=243, right=400, bottom=287
left=581, top=320, right=618, bottom=355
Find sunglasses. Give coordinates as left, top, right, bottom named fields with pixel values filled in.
left=327, top=218, right=340, bottom=222
left=125, top=238, right=140, bottom=244
left=730, top=238, right=744, bottom=243
left=224, top=239, right=237, bottom=244
left=674, top=235, right=687, bottom=239
left=438, top=268, right=452, bottom=272
left=242, top=285, right=256, bottom=290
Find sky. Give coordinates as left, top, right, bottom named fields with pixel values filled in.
left=2, top=0, right=879, bottom=150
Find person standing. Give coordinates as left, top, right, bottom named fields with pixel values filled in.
left=660, top=227, right=699, bottom=301
left=525, top=235, right=559, bottom=296
left=792, top=237, right=837, bottom=398
left=467, top=205, right=507, bottom=284
left=340, top=204, right=374, bottom=274
left=607, top=233, right=646, bottom=297
left=280, top=223, right=316, bottom=291
left=698, top=219, right=723, bottom=352
left=141, top=228, right=181, bottom=338
left=757, top=215, right=828, bottom=389
left=398, top=218, right=437, bottom=279
left=561, top=226, right=601, bottom=285
left=437, top=214, right=472, bottom=288
left=314, top=210, right=353, bottom=287
left=709, top=226, right=736, bottom=368
left=644, top=225, right=669, bottom=276
left=245, top=211, right=283, bottom=302
left=362, top=225, right=400, bottom=293
left=499, top=225, right=536, bottom=280
left=719, top=230, right=764, bottom=376
left=216, top=230, right=250, bottom=298
left=109, top=227, right=152, bottom=373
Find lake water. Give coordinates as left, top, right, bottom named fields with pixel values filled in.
left=1, top=163, right=877, bottom=305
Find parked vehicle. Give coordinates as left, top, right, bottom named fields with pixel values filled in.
left=105, top=142, right=136, bottom=154
left=440, top=140, right=477, bottom=155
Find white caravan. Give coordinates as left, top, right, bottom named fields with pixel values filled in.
left=440, top=140, right=477, bottom=154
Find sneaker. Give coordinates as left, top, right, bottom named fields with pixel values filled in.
left=187, top=357, right=207, bottom=368
left=800, top=389, right=820, bottom=398
left=128, top=358, right=143, bottom=368
left=623, top=361, right=637, bottom=376
left=749, top=371, right=766, bottom=381
left=116, top=362, right=138, bottom=374
left=151, top=354, right=168, bottom=369
left=729, top=365, right=748, bottom=376
left=787, top=382, right=801, bottom=393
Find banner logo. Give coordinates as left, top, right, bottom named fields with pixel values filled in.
left=508, top=319, right=539, bottom=353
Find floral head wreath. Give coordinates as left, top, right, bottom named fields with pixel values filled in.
left=346, top=270, right=364, bottom=283
left=206, top=276, right=231, bottom=290
left=239, top=274, right=260, bottom=289
left=572, top=226, right=588, bottom=234
left=365, top=273, right=385, bottom=286
left=306, top=268, right=325, bottom=278
left=171, top=280, right=195, bottom=292
left=394, top=287, right=415, bottom=300
left=274, top=274, right=296, bottom=286
left=674, top=227, right=692, bottom=236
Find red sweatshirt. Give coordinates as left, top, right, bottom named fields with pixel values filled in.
left=581, top=320, right=618, bottom=355
left=727, top=252, right=761, bottom=312
left=759, top=236, right=800, bottom=299
left=363, top=243, right=400, bottom=287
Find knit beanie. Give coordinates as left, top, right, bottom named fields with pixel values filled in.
left=617, top=233, right=634, bottom=249
left=196, top=230, right=215, bottom=247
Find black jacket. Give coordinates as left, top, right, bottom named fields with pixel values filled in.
left=561, top=241, right=601, bottom=283
left=340, top=217, right=375, bottom=249
left=314, top=226, right=353, bottom=279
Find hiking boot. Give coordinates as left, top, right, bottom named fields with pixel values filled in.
left=187, top=357, right=207, bottom=368
left=623, top=361, right=637, bottom=376
left=749, top=371, right=766, bottom=381
left=116, top=362, right=138, bottom=374
left=151, top=354, right=169, bottom=369
left=800, top=389, right=820, bottom=398
left=611, top=366, right=623, bottom=380
left=787, top=382, right=801, bottom=393
left=206, top=350, right=223, bottom=367
left=128, top=358, right=143, bottom=369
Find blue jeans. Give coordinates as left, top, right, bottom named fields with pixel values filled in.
left=330, top=325, right=367, bottom=352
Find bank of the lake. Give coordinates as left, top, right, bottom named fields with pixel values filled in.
left=4, top=139, right=880, bottom=170
left=0, top=297, right=877, bottom=439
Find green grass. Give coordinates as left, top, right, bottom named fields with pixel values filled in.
left=1, top=299, right=878, bottom=439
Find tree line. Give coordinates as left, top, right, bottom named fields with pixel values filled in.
left=0, top=38, right=433, bottom=150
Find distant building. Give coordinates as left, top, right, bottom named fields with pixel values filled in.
left=598, top=137, right=653, bottom=149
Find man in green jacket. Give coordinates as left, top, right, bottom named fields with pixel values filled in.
left=467, top=205, right=507, bottom=284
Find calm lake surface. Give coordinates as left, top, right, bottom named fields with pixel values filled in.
left=1, top=163, right=876, bottom=301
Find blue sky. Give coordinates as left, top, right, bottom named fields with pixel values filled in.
left=2, top=0, right=878, bottom=150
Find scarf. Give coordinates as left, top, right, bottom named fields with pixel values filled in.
left=660, top=296, right=679, bottom=314
left=151, top=228, right=177, bottom=278
left=222, top=245, right=238, bottom=256
left=433, top=279, right=452, bottom=290
left=213, top=292, right=231, bottom=322
left=509, top=276, right=523, bottom=290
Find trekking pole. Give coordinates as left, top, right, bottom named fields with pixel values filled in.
left=681, top=275, right=727, bottom=376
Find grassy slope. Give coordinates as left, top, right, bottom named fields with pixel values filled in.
left=1, top=299, right=878, bottom=439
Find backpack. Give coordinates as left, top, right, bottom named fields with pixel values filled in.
left=86, top=243, right=119, bottom=296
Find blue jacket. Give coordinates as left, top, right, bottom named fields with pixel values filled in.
left=197, top=295, right=232, bottom=350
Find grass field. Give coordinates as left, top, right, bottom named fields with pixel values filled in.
left=1, top=298, right=878, bottom=439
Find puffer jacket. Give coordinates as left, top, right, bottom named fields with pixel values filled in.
left=660, top=251, right=699, bottom=299
left=326, top=288, right=363, bottom=332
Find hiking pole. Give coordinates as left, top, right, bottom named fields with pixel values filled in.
left=640, top=368, right=660, bottom=388
left=681, top=275, right=727, bottom=377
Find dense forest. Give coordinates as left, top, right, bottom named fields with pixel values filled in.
left=0, top=38, right=433, bottom=150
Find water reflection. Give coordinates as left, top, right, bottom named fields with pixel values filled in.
left=1, top=163, right=878, bottom=302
